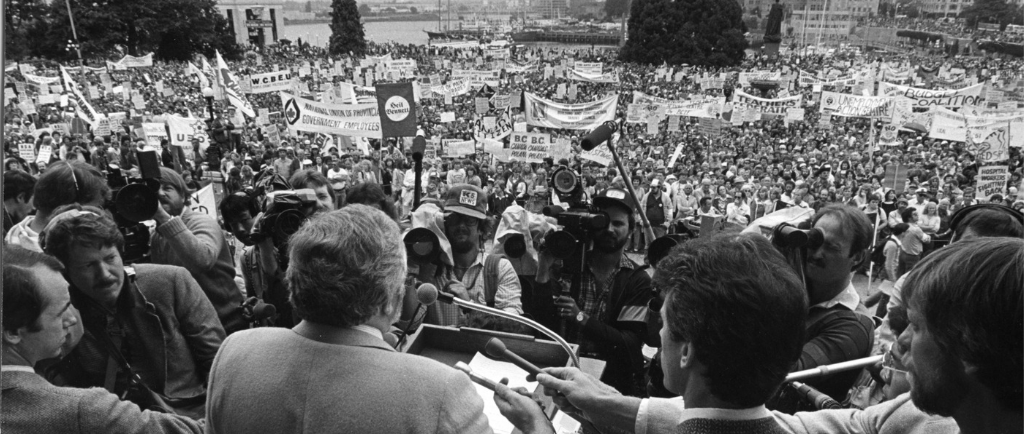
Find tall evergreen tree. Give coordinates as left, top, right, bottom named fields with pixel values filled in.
left=329, top=0, right=367, bottom=57
left=620, top=0, right=747, bottom=67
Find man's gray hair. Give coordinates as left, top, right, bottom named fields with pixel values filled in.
left=286, top=205, right=407, bottom=327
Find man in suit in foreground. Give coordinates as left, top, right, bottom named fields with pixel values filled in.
left=205, top=204, right=493, bottom=433
left=1, top=245, right=203, bottom=434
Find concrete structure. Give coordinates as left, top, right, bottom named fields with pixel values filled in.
left=215, top=0, right=287, bottom=47
left=790, top=0, right=879, bottom=44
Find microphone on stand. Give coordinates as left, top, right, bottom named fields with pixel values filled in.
left=579, top=120, right=619, bottom=151
left=484, top=338, right=544, bottom=382
left=396, top=283, right=438, bottom=348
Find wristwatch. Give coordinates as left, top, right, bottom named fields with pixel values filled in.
left=576, top=312, right=587, bottom=324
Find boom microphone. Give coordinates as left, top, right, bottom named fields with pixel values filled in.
left=580, top=121, right=619, bottom=151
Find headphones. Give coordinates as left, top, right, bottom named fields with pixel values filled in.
left=947, top=203, right=1024, bottom=239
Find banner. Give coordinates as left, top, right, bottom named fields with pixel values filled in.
left=108, top=53, right=154, bottom=69
left=60, top=65, right=98, bottom=125
left=22, top=73, right=61, bottom=85
left=450, top=69, right=501, bottom=82
left=821, top=92, right=894, bottom=118
left=574, top=62, right=602, bottom=75
left=739, top=71, right=782, bottom=84
left=879, top=82, right=983, bottom=108
left=509, top=132, right=550, bottom=163
left=966, top=121, right=1013, bottom=163
left=733, top=90, right=801, bottom=116
left=523, top=93, right=617, bottom=130
left=444, top=139, right=476, bottom=157
left=474, top=108, right=514, bottom=141
left=431, top=78, right=472, bottom=98
left=247, top=70, right=293, bottom=94
left=879, top=124, right=900, bottom=145
left=928, top=107, right=1024, bottom=143
left=166, top=115, right=210, bottom=152
left=375, top=82, right=418, bottom=137
left=976, top=166, right=1009, bottom=200
left=797, top=70, right=857, bottom=88
left=279, top=91, right=382, bottom=138
left=216, top=51, right=256, bottom=117
left=385, top=59, right=417, bottom=70
left=567, top=69, right=618, bottom=83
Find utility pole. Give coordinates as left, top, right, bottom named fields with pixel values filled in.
left=64, top=0, right=87, bottom=88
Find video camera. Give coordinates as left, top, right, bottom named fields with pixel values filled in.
left=538, top=167, right=608, bottom=274
left=767, top=221, right=825, bottom=289
left=248, top=189, right=319, bottom=270
left=104, top=151, right=162, bottom=264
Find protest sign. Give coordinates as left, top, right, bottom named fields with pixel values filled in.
left=189, top=184, right=217, bottom=219
left=733, top=90, right=801, bottom=116
left=440, top=112, right=455, bottom=123
left=509, top=132, right=550, bottom=163
left=879, top=124, right=900, bottom=145
left=18, top=143, right=34, bottom=161
left=475, top=108, right=514, bottom=141
left=280, top=91, right=382, bottom=138
left=248, top=70, right=293, bottom=94
left=166, top=115, right=210, bottom=152
left=36, top=145, right=52, bottom=165
left=444, top=140, right=476, bottom=157
left=878, top=82, right=983, bottom=108
left=475, top=97, right=490, bottom=114
left=574, top=62, right=602, bottom=75
left=820, top=92, right=894, bottom=118
left=523, top=93, right=617, bottom=130
left=976, top=166, right=1009, bottom=200
left=966, top=122, right=1012, bottom=163
left=785, top=108, right=805, bottom=122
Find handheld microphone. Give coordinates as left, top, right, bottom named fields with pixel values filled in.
left=397, top=283, right=438, bottom=348
left=484, top=337, right=544, bottom=382
left=789, top=381, right=842, bottom=410
left=579, top=120, right=619, bottom=151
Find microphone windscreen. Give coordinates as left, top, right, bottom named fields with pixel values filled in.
left=416, top=283, right=439, bottom=306
left=484, top=337, right=507, bottom=359
left=580, top=122, right=615, bottom=151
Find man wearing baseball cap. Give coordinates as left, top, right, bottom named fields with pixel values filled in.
left=537, top=188, right=653, bottom=396
left=421, top=184, right=524, bottom=327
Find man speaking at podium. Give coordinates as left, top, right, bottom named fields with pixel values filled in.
left=205, top=205, right=492, bottom=433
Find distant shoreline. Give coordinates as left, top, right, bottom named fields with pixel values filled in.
left=285, top=14, right=442, bottom=25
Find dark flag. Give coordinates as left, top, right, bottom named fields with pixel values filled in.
left=375, top=82, right=418, bottom=137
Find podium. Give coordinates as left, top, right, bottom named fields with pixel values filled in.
left=402, top=324, right=606, bottom=431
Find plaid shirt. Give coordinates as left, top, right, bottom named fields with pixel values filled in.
left=426, top=252, right=524, bottom=327
left=560, top=255, right=637, bottom=352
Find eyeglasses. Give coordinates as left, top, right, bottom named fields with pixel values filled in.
left=881, top=345, right=908, bottom=385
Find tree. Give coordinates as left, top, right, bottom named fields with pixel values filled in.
left=410, top=6, right=418, bottom=14
left=960, top=0, right=1019, bottom=27
left=604, top=0, right=629, bottom=18
left=329, top=0, right=367, bottom=56
left=620, top=0, right=747, bottom=67
left=305, top=0, right=313, bottom=13
left=358, top=3, right=372, bottom=15
left=26, top=0, right=240, bottom=62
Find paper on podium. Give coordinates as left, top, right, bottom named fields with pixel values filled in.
left=468, top=352, right=537, bottom=434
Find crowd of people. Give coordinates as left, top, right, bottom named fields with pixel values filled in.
left=2, top=23, right=1023, bottom=434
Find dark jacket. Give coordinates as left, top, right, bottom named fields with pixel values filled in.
left=56, top=264, right=225, bottom=419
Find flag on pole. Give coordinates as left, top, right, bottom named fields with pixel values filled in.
left=215, top=51, right=256, bottom=118
left=187, top=61, right=210, bottom=89
left=374, top=82, right=418, bottom=137
left=60, top=65, right=98, bottom=125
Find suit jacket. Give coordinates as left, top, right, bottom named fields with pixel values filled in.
left=1, top=370, right=203, bottom=434
left=207, top=327, right=492, bottom=434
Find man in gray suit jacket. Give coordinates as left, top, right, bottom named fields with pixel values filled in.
left=1, top=245, right=203, bottom=434
left=206, top=205, right=493, bottom=433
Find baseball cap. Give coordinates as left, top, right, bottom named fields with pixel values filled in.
left=593, top=188, right=633, bottom=214
left=444, top=184, right=488, bottom=220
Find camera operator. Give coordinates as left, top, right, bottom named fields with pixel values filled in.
left=537, top=188, right=652, bottom=397
left=772, top=204, right=876, bottom=412
left=1, top=245, right=204, bottom=434
left=414, top=185, right=524, bottom=327
left=5, top=161, right=110, bottom=251
left=149, top=167, right=245, bottom=335
left=288, top=169, right=336, bottom=212
left=40, top=206, right=224, bottom=419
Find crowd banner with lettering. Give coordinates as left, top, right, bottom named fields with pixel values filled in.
left=450, top=69, right=502, bottom=82
left=106, top=53, right=154, bottom=70
left=385, top=59, right=417, bottom=70
left=797, top=70, right=857, bottom=87
left=215, top=50, right=256, bottom=117
left=879, top=124, right=901, bottom=145
left=567, top=69, right=619, bottom=83
left=432, top=78, right=472, bottom=98
left=523, top=93, right=618, bottom=130
left=574, top=62, right=602, bottom=75
left=509, top=132, right=550, bottom=163
left=474, top=108, right=514, bottom=141
left=247, top=70, right=293, bottom=94
left=733, top=90, right=801, bottom=116
left=878, top=82, right=983, bottom=108
left=580, top=134, right=617, bottom=166
left=821, top=92, right=895, bottom=118
left=444, top=140, right=476, bottom=157
left=375, top=82, right=418, bottom=137
left=976, top=166, right=1009, bottom=200
left=928, top=107, right=1024, bottom=143
left=22, top=73, right=61, bottom=85
left=966, top=121, right=1013, bottom=163
left=279, top=91, right=383, bottom=138
left=166, top=115, right=210, bottom=152
left=739, top=71, right=782, bottom=84
left=880, top=64, right=912, bottom=82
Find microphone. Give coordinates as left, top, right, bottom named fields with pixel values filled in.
left=397, top=283, right=438, bottom=348
left=580, top=120, right=619, bottom=151
left=788, top=381, right=842, bottom=410
left=484, top=338, right=544, bottom=382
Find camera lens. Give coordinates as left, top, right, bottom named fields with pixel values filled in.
left=545, top=230, right=577, bottom=259
left=503, top=233, right=527, bottom=259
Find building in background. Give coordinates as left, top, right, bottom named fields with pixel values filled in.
left=790, top=0, right=879, bottom=44
left=216, top=0, right=286, bottom=47
left=538, top=0, right=571, bottom=18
